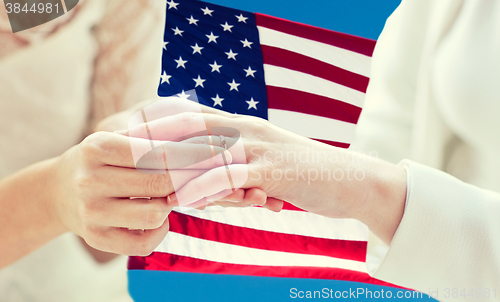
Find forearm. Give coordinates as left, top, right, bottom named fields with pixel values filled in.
left=281, top=143, right=407, bottom=245
left=0, top=157, right=67, bottom=268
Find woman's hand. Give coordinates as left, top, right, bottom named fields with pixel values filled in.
left=0, top=97, right=271, bottom=267
left=122, top=111, right=347, bottom=215
left=123, top=105, right=408, bottom=244
left=96, top=97, right=272, bottom=210
left=49, top=131, right=231, bottom=256
left=94, top=100, right=157, bottom=133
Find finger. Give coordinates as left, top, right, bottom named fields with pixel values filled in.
left=192, top=199, right=209, bottom=210
left=174, top=164, right=257, bottom=207
left=123, top=112, right=239, bottom=142
left=82, top=132, right=151, bottom=168
left=210, top=189, right=282, bottom=213
left=84, top=132, right=231, bottom=170
left=179, top=135, right=247, bottom=165
left=243, top=188, right=268, bottom=206
left=85, top=218, right=170, bottom=256
left=94, top=166, right=208, bottom=198
left=177, top=197, right=210, bottom=209
left=85, top=197, right=174, bottom=230
left=263, top=197, right=284, bottom=213
left=210, top=188, right=266, bottom=207
left=207, top=188, right=264, bottom=205
left=205, top=189, right=244, bottom=202
left=131, top=97, right=235, bottom=123
left=180, top=135, right=239, bottom=151
left=134, top=142, right=233, bottom=170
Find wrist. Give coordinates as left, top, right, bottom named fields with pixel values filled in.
left=43, top=156, right=71, bottom=235
left=352, top=158, right=407, bottom=245
left=275, top=142, right=364, bottom=217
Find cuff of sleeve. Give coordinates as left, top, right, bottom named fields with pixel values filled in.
left=366, top=161, right=411, bottom=275
left=367, top=159, right=495, bottom=292
left=369, top=159, right=447, bottom=290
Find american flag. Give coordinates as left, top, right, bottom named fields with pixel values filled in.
left=129, top=0, right=400, bottom=295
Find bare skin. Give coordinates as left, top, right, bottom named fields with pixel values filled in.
left=0, top=100, right=266, bottom=269
left=122, top=99, right=408, bottom=245
left=1, top=98, right=406, bottom=269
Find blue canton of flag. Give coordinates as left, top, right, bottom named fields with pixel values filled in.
left=159, top=0, right=268, bottom=119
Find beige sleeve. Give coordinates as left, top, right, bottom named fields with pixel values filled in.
left=355, top=1, right=500, bottom=299
left=350, top=0, right=433, bottom=280
left=350, top=0, right=431, bottom=164
left=88, top=0, right=166, bottom=131
left=373, top=160, right=500, bottom=301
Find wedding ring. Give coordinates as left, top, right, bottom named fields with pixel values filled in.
left=219, top=135, right=227, bottom=150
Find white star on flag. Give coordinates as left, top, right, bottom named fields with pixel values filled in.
left=212, top=94, right=224, bottom=107
left=225, top=49, right=238, bottom=60
left=191, top=43, right=203, bottom=54
left=172, top=27, right=184, bottom=36
left=209, top=61, right=222, bottom=73
left=166, top=0, right=179, bottom=10
left=206, top=32, right=219, bottom=43
left=235, top=14, right=248, bottom=23
left=193, top=75, right=206, bottom=88
left=177, top=90, right=190, bottom=99
left=163, top=42, right=169, bottom=50
left=160, top=71, right=172, bottom=84
left=201, top=7, right=214, bottom=16
left=246, top=98, right=259, bottom=110
left=175, top=56, right=188, bottom=69
left=244, top=66, right=256, bottom=77
left=240, top=38, right=253, bottom=48
left=220, top=22, right=234, bottom=32
left=186, top=16, right=199, bottom=25
left=228, top=79, right=240, bottom=91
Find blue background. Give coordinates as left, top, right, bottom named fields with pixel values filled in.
left=129, top=0, right=423, bottom=301
left=200, top=0, right=401, bottom=40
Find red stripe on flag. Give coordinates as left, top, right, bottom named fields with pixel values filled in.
left=129, top=253, right=405, bottom=289
left=254, top=202, right=305, bottom=211
left=266, top=87, right=362, bottom=124
left=262, top=45, right=370, bottom=93
left=255, top=13, right=376, bottom=57
left=168, top=212, right=367, bottom=262
left=281, top=201, right=306, bottom=211
left=312, top=139, right=351, bottom=149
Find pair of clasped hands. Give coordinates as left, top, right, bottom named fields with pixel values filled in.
left=53, top=97, right=404, bottom=256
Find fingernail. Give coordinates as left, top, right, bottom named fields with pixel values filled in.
left=167, top=194, right=178, bottom=206
left=221, top=150, right=233, bottom=165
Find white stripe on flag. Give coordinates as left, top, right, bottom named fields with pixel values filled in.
left=178, top=207, right=368, bottom=241
left=258, top=26, right=372, bottom=78
left=263, top=64, right=365, bottom=108
left=155, top=232, right=368, bottom=272
left=268, top=109, right=357, bottom=144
